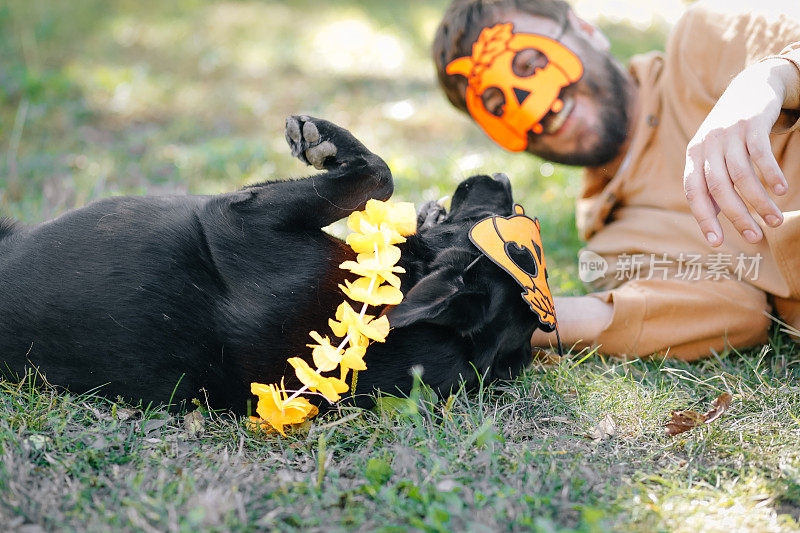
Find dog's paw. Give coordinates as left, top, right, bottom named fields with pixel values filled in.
left=417, top=200, right=447, bottom=230
left=285, top=115, right=341, bottom=170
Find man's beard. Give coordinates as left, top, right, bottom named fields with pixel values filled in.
left=530, top=55, right=631, bottom=168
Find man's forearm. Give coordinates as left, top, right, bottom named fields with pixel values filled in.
left=531, top=295, right=613, bottom=351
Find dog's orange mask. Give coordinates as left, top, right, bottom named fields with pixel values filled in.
left=446, top=23, right=583, bottom=152
left=469, top=204, right=557, bottom=332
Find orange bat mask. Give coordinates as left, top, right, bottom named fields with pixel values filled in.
left=469, top=204, right=558, bottom=335
left=446, top=23, right=583, bottom=152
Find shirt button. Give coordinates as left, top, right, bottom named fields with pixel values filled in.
left=647, top=114, right=659, bottom=127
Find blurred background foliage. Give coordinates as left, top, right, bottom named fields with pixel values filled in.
left=0, top=0, right=678, bottom=295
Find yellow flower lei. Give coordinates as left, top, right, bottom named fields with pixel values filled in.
left=249, top=199, right=417, bottom=435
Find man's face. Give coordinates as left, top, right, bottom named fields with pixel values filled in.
left=469, top=12, right=632, bottom=167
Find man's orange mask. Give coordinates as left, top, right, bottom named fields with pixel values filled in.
left=469, top=204, right=558, bottom=335
left=447, top=23, right=583, bottom=152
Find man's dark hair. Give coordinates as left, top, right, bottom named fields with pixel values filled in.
left=432, top=0, right=571, bottom=112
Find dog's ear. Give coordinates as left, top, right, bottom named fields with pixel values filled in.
left=387, top=267, right=491, bottom=332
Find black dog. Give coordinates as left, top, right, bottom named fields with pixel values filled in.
left=0, top=116, right=541, bottom=413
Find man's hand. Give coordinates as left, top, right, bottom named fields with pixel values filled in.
left=683, top=58, right=800, bottom=246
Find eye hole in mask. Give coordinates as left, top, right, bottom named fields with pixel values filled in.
left=512, top=49, right=549, bottom=78
left=504, top=241, right=539, bottom=278
left=481, top=87, right=505, bottom=117
left=446, top=22, right=583, bottom=152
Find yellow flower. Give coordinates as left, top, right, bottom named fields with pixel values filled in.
left=338, top=344, right=367, bottom=381
left=345, top=223, right=404, bottom=254
left=340, top=277, right=404, bottom=306
left=250, top=380, right=318, bottom=435
left=348, top=199, right=417, bottom=237
left=339, top=245, right=405, bottom=287
left=307, top=331, right=342, bottom=372
left=328, top=301, right=391, bottom=343
left=382, top=201, right=417, bottom=237
left=248, top=199, right=413, bottom=435
left=347, top=330, right=370, bottom=350
left=288, top=357, right=350, bottom=402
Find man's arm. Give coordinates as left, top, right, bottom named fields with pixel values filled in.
left=533, top=278, right=771, bottom=360
left=683, top=47, right=800, bottom=247
left=531, top=296, right=612, bottom=350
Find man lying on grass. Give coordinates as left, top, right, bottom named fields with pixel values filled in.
left=433, top=0, right=800, bottom=359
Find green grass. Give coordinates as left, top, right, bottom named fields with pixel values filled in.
left=3, top=342, right=800, bottom=531
left=3, top=1, right=799, bottom=531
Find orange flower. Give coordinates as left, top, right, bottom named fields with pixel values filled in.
left=250, top=380, right=318, bottom=435
left=288, top=357, right=350, bottom=402
left=328, top=301, right=390, bottom=343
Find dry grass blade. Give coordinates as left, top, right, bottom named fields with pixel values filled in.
left=664, top=392, right=733, bottom=437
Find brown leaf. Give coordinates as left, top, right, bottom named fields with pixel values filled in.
left=704, top=392, right=732, bottom=424
left=664, top=410, right=707, bottom=436
left=664, top=392, right=733, bottom=437
left=184, top=410, right=205, bottom=439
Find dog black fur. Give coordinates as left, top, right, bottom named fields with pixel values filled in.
left=0, top=116, right=540, bottom=413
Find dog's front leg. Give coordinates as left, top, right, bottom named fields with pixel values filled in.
left=241, top=116, right=394, bottom=229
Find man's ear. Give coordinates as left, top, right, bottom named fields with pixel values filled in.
left=386, top=267, right=490, bottom=333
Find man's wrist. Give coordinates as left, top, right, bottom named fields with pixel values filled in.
left=757, top=57, right=800, bottom=110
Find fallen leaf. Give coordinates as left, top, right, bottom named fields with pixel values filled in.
left=664, top=410, right=707, bottom=436
left=704, top=392, right=732, bottom=424
left=587, top=413, right=617, bottom=442
left=184, top=410, right=205, bottom=438
left=664, top=392, right=733, bottom=437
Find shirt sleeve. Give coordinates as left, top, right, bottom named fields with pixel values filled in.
left=759, top=42, right=800, bottom=133
left=663, top=1, right=800, bottom=131
left=590, top=277, right=770, bottom=361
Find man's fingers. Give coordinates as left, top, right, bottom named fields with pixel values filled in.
left=684, top=151, right=723, bottom=246
left=723, top=141, right=783, bottom=228
left=746, top=133, right=788, bottom=196
left=704, top=152, right=763, bottom=243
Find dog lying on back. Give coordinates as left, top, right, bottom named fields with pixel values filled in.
left=0, top=116, right=541, bottom=413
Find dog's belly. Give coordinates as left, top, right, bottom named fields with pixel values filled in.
left=0, top=195, right=352, bottom=409
left=0, top=196, right=228, bottom=403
